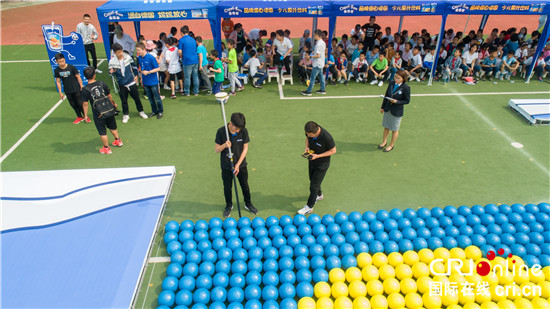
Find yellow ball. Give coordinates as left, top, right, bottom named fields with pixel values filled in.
left=387, top=293, right=405, bottom=309
left=433, top=275, right=450, bottom=285
left=450, top=247, right=466, bottom=260
left=331, top=281, right=348, bottom=298
left=484, top=271, right=499, bottom=286
left=480, top=301, right=499, bottom=309
left=370, top=295, right=388, bottom=309
left=404, top=292, right=423, bottom=308
left=514, top=298, right=533, bottom=309
left=461, top=257, right=475, bottom=274
left=314, top=281, right=331, bottom=298
left=542, top=266, right=550, bottom=281
left=400, top=277, right=417, bottom=294
left=373, top=252, right=389, bottom=268
left=496, top=299, right=517, bottom=309
left=505, top=284, right=521, bottom=301
left=447, top=305, right=462, bottom=309
left=418, top=249, right=435, bottom=264
left=475, top=290, right=493, bottom=304
left=539, top=280, right=550, bottom=298
left=357, top=252, right=373, bottom=269
left=529, top=268, right=545, bottom=284
left=464, top=303, right=481, bottom=309
left=383, top=278, right=401, bottom=294
left=441, top=291, right=459, bottom=307
left=434, top=247, right=451, bottom=261
left=329, top=268, right=346, bottom=283
left=508, top=255, right=524, bottom=269
left=366, top=279, right=384, bottom=296
left=490, top=256, right=506, bottom=269
left=519, top=282, right=538, bottom=300
left=403, top=251, right=420, bottom=266
left=422, top=293, right=442, bottom=309
left=379, top=264, right=396, bottom=281
left=465, top=246, right=482, bottom=260
left=345, top=267, right=362, bottom=283
left=353, top=296, right=371, bottom=309
left=349, top=280, right=367, bottom=299
left=531, top=297, right=550, bottom=309
left=297, top=297, right=316, bottom=309
left=490, top=285, right=506, bottom=302
left=466, top=273, right=483, bottom=285
left=316, top=297, right=334, bottom=309
left=362, top=265, right=379, bottom=281
left=388, top=252, right=404, bottom=267
left=431, top=261, right=446, bottom=276
left=416, top=276, right=433, bottom=294
left=333, top=296, right=353, bottom=309
left=412, top=262, right=430, bottom=279
left=449, top=273, right=467, bottom=286
left=458, top=290, right=476, bottom=305
left=498, top=271, right=514, bottom=285
left=395, top=264, right=413, bottom=280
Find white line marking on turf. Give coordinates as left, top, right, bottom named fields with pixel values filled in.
left=281, top=91, right=550, bottom=100
left=0, top=60, right=106, bottom=163
left=0, top=58, right=108, bottom=63
left=148, top=256, right=170, bottom=263
left=142, top=228, right=164, bottom=309
left=278, top=81, right=284, bottom=100
left=452, top=89, right=550, bottom=177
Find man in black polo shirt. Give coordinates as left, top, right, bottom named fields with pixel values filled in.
left=298, top=121, right=336, bottom=215
left=54, top=53, right=87, bottom=124
left=362, top=16, right=381, bottom=52
left=215, top=113, right=259, bottom=218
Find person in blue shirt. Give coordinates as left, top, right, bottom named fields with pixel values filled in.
left=178, top=25, right=200, bottom=96
left=136, top=42, right=164, bottom=119
left=503, top=33, right=519, bottom=57
left=366, top=46, right=380, bottom=66
left=324, top=49, right=338, bottom=86
left=481, top=48, right=499, bottom=80
left=196, top=36, right=211, bottom=95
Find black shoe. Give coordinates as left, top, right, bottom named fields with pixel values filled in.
left=378, top=143, right=387, bottom=149
left=331, top=81, right=336, bottom=86
left=223, top=205, right=233, bottom=218
left=301, top=91, right=312, bottom=96
left=244, top=204, right=259, bottom=215
left=157, top=113, right=163, bottom=119
left=344, top=81, right=349, bottom=86
left=383, top=146, right=394, bottom=152
left=253, top=83, right=263, bottom=89
left=315, top=90, right=326, bottom=94
left=148, top=113, right=157, bottom=118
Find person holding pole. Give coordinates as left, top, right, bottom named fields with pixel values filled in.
left=215, top=112, right=258, bottom=218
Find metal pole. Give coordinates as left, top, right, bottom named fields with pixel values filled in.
left=219, top=101, right=242, bottom=218
left=398, top=16, right=404, bottom=33
left=312, top=16, right=318, bottom=33
left=463, top=15, right=471, bottom=33
left=428, top=14, right=447, bottom=86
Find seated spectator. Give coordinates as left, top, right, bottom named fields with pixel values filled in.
left=265, top=43, right=274, bottom=67
left=379, top=38, right=390, bottom=54
left=455, top=31, right=464, bottom=41
left=369, top=52, right=389, bottom=86
left=335, top=44, right=344, bottom=59
left=515, top=43, right=532, bottom=70
left=297, top=46, right=313, bottom=84
left=284, top=29, right=291, bottom=38
left=478, top=43, right=490, bottom=64
left=461, top=44, right=481, bottom=77
left=405, top=46, right=423, bottom=81
left=422, top=46, right=435, bottom=79
left=374, top=31, right=383, bottom=47
left=409, top=32, right=419, bottom=45
left=266, top=32, right=276, bottom=46
left=444, top=28, right=455, bottom=47
left=299, top=30, right=311, bottom=54
left=485, top=28, right=499, bottom=45
left=330, top=38, right=338, bottom=58
left=402, top=42, right=413, bottom=64
left=446, top=36, right=459, bottom=55
left=366, top=45, right=380, bottom=66
left=385, top=44, right=396, bottom=68
left=382, top=27, right=394, bottom=43
left=347, top=35, right=359, bottom=59
left=242, top=44, right=253, bottom=66
left=481, top=48, right=499, bottom=80
left=518, top=27, right=528, bottom=42
left=349, top=51, right=369, bottom=82
left=493, top=30, right=507, bottom=46
left=496, top=50, right=519, bottom=80
left=351, top=41, right=364, bottom=63
left=339, top=34, right=350, bottom=51
left=503, top=33, right=519, bottom=55
left=335, top=52, right=349, bottom=85
left=442, top=48, right=463, bottom=82
left=256, top=47, right=266, bottom=72
left=476, top=29, right=484, bottom=44
left=533, top=55, right=549, bottom=81
left=395, top=36, right=406, bottom=53
left=525, top=31, right=540, bottom=48
left=351, top=24, right=364, bottom=37
left=244, top=49, right=267, bottom=88
left=414, top=37, right=425, bottom=55
left=324, top=49, right=338, bottom=86
left=389, top=50, right=403, bottom=81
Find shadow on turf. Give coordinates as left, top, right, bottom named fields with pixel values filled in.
left=336, top=141, right=380, bottom=153
left=502, top=106, right=537, bottom=126
left=51, top=138, right=97, bottom=154
left=40, top=117, right=75, bottom=125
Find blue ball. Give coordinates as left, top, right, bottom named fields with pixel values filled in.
left=244, top=285, right=261, bottom=300
left=196, top=274, right=213, bottom=289
left=178, top=230, right=194, bottom=243
left=457, top=235, right=472, bottom=247
left=209, top=217, right=223, bottom=230
left=360, top=231, right=374, bottom=243
left=216, top=259, right=231, bottom=274
left=210, top=228, right=224, bottom=240
left=529, top=222, right=544, bottom=233
left=327, top=223, right=341, bottom=236
left=226, top=232, right=240, bottom=246
left=199, top=261, right=215, bottom=276
left=310, top=244, right=324, bottom=256
left=193, top=288, right=210, bottom=304
left=162, top=276, right=179, bottom=291
left=538, top=202, right=550, bottom=213
left=239, top=227, right=254, bottom=240
left=197, top=240, right=212, bottom=253
left=326, top=256, right=341, bottom=269
left=451, top=215, right=467, bottom=227
left=457, top=206, right=472, bottom=216
left=412, top=218, right=425, bottom=229
left=532, top=233, right=546, bottom=246
left=311, top=255, right=326, bottom=269
left=175, top=289, right=192, bottom=306
left=526, top=243, right=541, bottom=256
left=345, top=232, right=360, bottom=245
left=279, top=283, right=296, bottom=299
left=166, top=241, right=182, bottom=255
left=355, top=241, right=369, bottom=254
left=444, top=226, right=460, bottom=238
left=501, top=233, right=516, bottom=246
left=459, top=225, right=473, bottom=236
left=213, top=273, right=229, bottom=288
left=331, top=233, right=346, bottom=247
left=473, top=225, right=488, bottom=236
left=263, top=258, right=278, bottom=273
left=428, top=237, right=443, bottom=250
left=280, top=269, right=296, bottom=284
left=511, top=203, right=525, bottom=213
left=227, top=287, right=244, bottom=303
left=283, top=225, right=297, bottom=237
left=237, top=217, right=251, bottom=229
left=229, top=274, right=245, bottom=289
left=487, top=224, right=502, bottom=235
left=485, top=204, right=499, bottom=215
left=280, top=299, right=297, bottom=309
left=389, top=230, right=403, bottom=242
left=480, top=214, right=495, bottom=226
left=211, top=301, right=226, bottom=309
left=370, top=240, right=384, bottom=253
left=294, top=244, right=309, bottom=257
left=279, top=256, right=295, bottom=270
left=466, top=214, right=481, bottom=226
left=262, top=285, right=279, bottom=302
left=375, top=231, right=389, bottom=243
left=508, top=213, right=522, bottom=225
left=471, top=234, right=486, bottom=247
left=293, top=214, right=307, bottom=227
left=192, top=304, right=209, bottom=309
left=312, top=224, right=327, bottom=237
left=397, top=218, right=412, bottom=229
left=342, top=255, right=358, bottom=268
left=439, top=216, right=453, bottom=228
left=536, top=213, right=549, bottom=224
left=370, top=220, right=384, bottom=233
left=431, top=227, right=446, bottom=239
left=472, top=205, right=485, bottom=216
left=242, top=237, right=257, bottom=250
left=171, top=250, right=186, bottom=265
left=498, top=204, right=512, bottom=214
left=431, top=207, right=444, bottom=218
left=222, top=218, right=237, bottom=230
left=498, top=245, right=511, bottom=257
left=279, top=215, right=292, bottom=227
left=195, top=230, right=209, bottom=243
left=227, top=303, right=243, bottom=309
left=444, top=206, right=458, bottom=217
left=261, top=247, right=276, bottom=260
left=510, top=244, right=527, bottom=257
left=298, top=224, right=312, bottom=237
left=268, top=226, right=283, bottom=238
left=349, top=211, right=363, bottom=223
left=307, top=214, right=322, bottom=226
left=390, top=208, right=403, bottom=220
left=248, top=259, right=262, bottom=273
left=287, top=235, right=301, bottom=248
left=325, top=244, right=339, bottom=257
left=179, top=275, right=195, bottom=291
left=180, top=220, right=194, bottom=231
left=233, top=248, right=248, bottom=261
left=272, top=235, right=286, bottom=249
left=399, top=239, right=414, bottom=252
left=413, top=238, right=428, bottom=251
left=313, top=268, right=329, bottom=283
left=167, top=263, right=183, bottom=278
left=384, top=241, right=399, bottom=254
left=417, top=207, right=431, bottom=219
left=251, top=217, right=265, bottom=229
left=253, top=227, right=268, bottom=240
left=164, top=232, right=179, bottom=244
left=362, top=211, right=376, bottom=222
left=322, top=214, right=335, bottom=226
left=522, top=255, right=540, bottom=267
left=425, top=217, right=439, bottom=229
left=278, top=245, right=292, bottom=259
left=340, top=243, right=355, bottom=256
left=521, top=212, right=536, bottom=224
left=341, top=221, right=355, bottom=234
left=296, top=282, right=314, bottom=298
left=417, top=227, right=431, bottom=239
left=231, top=260, right=247, bottom=275
left=384, top=219, right=398, bottom=232
left=376, top=210, right=390, bottom=222
left=212, top=238, right=226, bottom=251
left=262, top=271, right=279, bottom=286
left=494, top=214, right=508, bottom=225
left=195, top=220, right=208, bottom=231
left=187, top=250, right=201, bottom=264
left=539, top=254, right=550, bottom=267
left=501, top=223, right=516, bottom=234
left=480, top=245, right=496, bottom=257
left=515, top=223, right=530, bottom=234
left=295, top=256, right=311, bottom=270
left=265, top=216, right=279, bottom=228
left=245, top=271, right=262, bottom=286
left=403, top=208, right=417, bottom=219
left=303, top=235, right=318, bottom=248
left=258, top=236, right=272, bottom=249
left=544, top=231, right=550, bottom=243
left=442, top=237, right=457, bottom=249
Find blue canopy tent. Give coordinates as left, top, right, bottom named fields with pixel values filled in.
left=444, top=1, right=550, bottom=82
left=96, top=0, right=219, bottom=58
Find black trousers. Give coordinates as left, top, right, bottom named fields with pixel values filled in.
left=118, top=84, right=144, bottom=115
left=307, top=163, right=329, bottom=207
left=369, top=68, right=389, bottom=80
left=66, top=91, right=84, bottom=118
left=222, top=166, right=252, bottom=208
left=274, top=54, right=291, bottom=74
left=84, top=43, right=98, bottom=69
left=297, top=66, right=312, bottom=80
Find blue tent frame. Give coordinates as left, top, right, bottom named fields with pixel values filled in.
left=96, top=0, right=220, bottom=58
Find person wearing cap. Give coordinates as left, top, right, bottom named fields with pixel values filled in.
left=76, top=14, right=101, bottom=73
left=113, top=25, right=136, bottom=57
left=299, top=30, right=311, bottom=54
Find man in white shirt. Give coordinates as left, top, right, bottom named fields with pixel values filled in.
left=76, top=14, right=101, bottom=73
left=273, top=29, right=293, bottom=75
left=302, top=30, right=326, bottom=96
left=113, top=25, right=136, bottom=58
left=248, top=29, right=267, bottom=47
left=351, top=24, right=364, bottom=37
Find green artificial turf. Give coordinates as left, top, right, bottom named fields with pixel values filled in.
left=1, top=44, right=549, bottom=308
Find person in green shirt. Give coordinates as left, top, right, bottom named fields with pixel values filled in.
left=369, top=53, right=389, bottom=87
left=209, top=49, right=225, bottom=94
left=222, top=39, right=244, bottom=95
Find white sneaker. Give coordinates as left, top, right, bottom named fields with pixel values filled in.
left=415, top=77, right=420, bottom=82
left=356, top=77, right=360, bottom=83
left=378, top=81, right=384, bottom=87
left=139, top=111, right=148, bottom=119
left=122, top=115, right=129, bottom=123
left=506, top=72, right=511, bottom=80
left=95, top=69, right=103, bottom=74
left=495, top=72, right=500, bottom=79
left=160, top=95, right=166, bottom=100
left=370, top=80, right=378, bottom=85
left=297, top=205, right=313, bottom=215
left=163, top=85, right=171, bottom=90
left=409, top=76, right=415, bottom=81
left=316, top=194, right=324, bottom=202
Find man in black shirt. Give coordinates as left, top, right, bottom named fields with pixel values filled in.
left=215, top=113, right=258, bottom=218
left=298, top=121, right=336, bottom=215
left=362, top=16, right=381, bottom=52
left=54, top=53, right=87, bottom=124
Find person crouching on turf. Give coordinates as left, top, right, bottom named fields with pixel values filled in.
left=298, top=121, right=336, bottom=215
left=109, top=43, right=148, bottom=123
left=80, top=67, right=123, bottom=154
left=215, top=113, right=258, bottom=218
